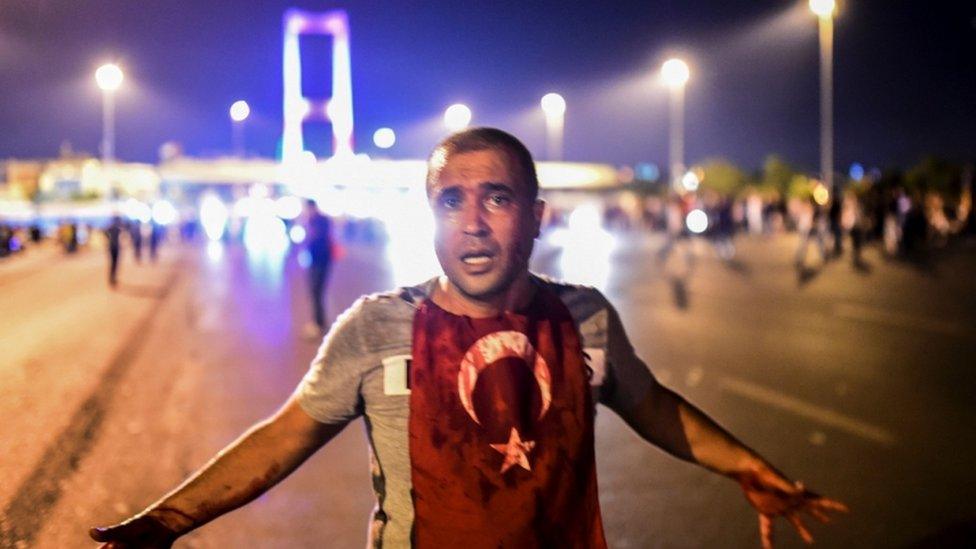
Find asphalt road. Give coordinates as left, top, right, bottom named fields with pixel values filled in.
left=1, top=229, right=974, bottom=548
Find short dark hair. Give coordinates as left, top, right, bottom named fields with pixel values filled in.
left=426, top=127, right=539, bottom=200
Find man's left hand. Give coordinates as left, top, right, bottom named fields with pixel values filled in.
left=734, top=466, right=849, bottom=549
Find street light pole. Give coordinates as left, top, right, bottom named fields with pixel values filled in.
left=810, top=0, right=835, bottom=194
left=102, top=89, right=115, bottom=162
left=95, top=63, right=124, bottom=163
left=669, top=83, right=684, bottom=189
left=661, top=58, right=690, bottom=189
left=540, top=93, right=566, bottom=161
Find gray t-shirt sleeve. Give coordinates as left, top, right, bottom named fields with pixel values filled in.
left=597, top=294, right=658, bottom=414
left=295, top=297, right=370, bottom=424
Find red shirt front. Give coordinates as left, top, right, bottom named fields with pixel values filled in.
left=409, top=285, right=606, bottom=548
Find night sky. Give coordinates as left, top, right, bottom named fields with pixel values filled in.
left=1, top=0, right=974, bottom=172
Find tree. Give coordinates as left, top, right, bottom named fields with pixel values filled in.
left=759, top=155, right=799, bottom=197
left=699, top=159, right=752, bottom=197
left=905, top=156, right=962, bottom=200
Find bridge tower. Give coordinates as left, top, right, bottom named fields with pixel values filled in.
left=281, top=9, right=354, bottom=163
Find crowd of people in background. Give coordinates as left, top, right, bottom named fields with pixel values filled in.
left=0, top=215, right=169, bottom=289
left=588, top=159, right=974, bottom=273
left=1, top=160, right=973, bottom=292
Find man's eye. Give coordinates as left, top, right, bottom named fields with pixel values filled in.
left=439, top=196, right=461, bottom=209
left=487, top=193, right=511, bottom=207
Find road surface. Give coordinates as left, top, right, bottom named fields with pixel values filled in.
left=1, top=230, right=974, bottom=548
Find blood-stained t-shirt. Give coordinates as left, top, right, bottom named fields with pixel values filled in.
left=295, top=274, right=657, bottom=548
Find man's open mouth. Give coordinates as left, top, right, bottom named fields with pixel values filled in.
left=460, top=251, right=495, bottom=267
left=462, top=255, right=491, bottom=265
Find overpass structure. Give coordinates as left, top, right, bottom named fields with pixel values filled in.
left=157, top=156, right=622, bottom=191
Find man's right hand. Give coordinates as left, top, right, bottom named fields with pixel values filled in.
left=89, top=514, right=179, bottom=549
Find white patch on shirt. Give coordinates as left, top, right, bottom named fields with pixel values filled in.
left=382, top=354, right=412, bottom=395
left=583, top=347, right=606, bottom=387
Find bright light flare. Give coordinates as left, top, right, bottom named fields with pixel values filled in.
left=243, top=212, right=289, bottom=287
left=206, top=240, right=224, bottom=263
left=234, top=197, right=254, bottom=218
left=122, top=198, right=151, bottom=224
left=95, top=63, right=124, bottom=92
left=243, top=213, right=289, bottom=254
left=546, top=204, right=615, bottom=290
left=809, top=0, right=836, bottom=18
left=540, top=93, right=566, bottom=118
left=383, top=189, right=439, bottom=287
left=661, top=58, right=690, bottom=88
left=289, top=224, right=307, bottom=244
left=681, top=171, right=700, bottom=192
left=249, top=184, right=270, bottom=199
left=151, top=200, right=178, bottom=226
left=373, top=127, right=396, bottom=149
left=813, top=184, right=830, bottom=206
left=568, top=204, right=602, bottom=233
left=444, top=103, right=472, bottom=131
left=274, top=195, right=303, bottom=220
left=686, top=209, right=708, bottom=234
left=229, top=100, right=251, bottom=122
left=200, top=194, right=229, bottom=241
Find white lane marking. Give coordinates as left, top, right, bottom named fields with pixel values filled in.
left=720, top=376, right=896, bottom=446
left=833, top=302, right=964, bottom=337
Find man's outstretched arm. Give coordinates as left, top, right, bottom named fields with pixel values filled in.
left=89, top=395, right=345, bottom=548
left=614, top=381, right=847, bottom=547
left=601, top=304, right=847, bottom=548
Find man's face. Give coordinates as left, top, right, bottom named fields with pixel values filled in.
left=427, top=148, right=543, bottom=301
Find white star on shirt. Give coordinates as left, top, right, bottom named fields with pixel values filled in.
left=489, top=427, right=536, bottom=473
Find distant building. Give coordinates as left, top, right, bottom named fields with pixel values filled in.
left=0, top=160, right=44, bottom=200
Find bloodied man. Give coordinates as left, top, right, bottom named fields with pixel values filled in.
left=91, top=128, right=847, bottom=548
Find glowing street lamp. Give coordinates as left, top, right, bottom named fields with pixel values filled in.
left=444, top=103, right=472, bottom=132
left=230, top=100, right=250, bottom=122
left=660, top=58, right=690, bottom=189
left=229, top=100, right=250, bottom=157
left=810, top=0, right=836, bottom=196
left=809, top=0, right=836, bottom=18
left=540, top=92, right=566, bottom=161
left=95, top=63, right=124, bottom=162
left=373, top=127, right=396, bottom=149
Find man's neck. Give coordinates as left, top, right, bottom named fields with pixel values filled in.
left=432, top=274, right=535, bottom=318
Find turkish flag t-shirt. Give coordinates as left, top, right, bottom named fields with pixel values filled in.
left=408, top=284, right=606, bottom=548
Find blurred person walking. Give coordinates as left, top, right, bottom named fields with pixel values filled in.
left=0, top=224, right=12, bottom=257
left=900, top=192, right=927, bottom=256
left=841, top=191, right=867, bottom=269
left=829, top=190, right=844, bottom=257
left=104, top=216, right=124, bottom=287
left=882, top=188, right=908, bottom=256
left=794, top=196, right=828, bottom=268
left=59, top=221, right=79, bottom=254
left=129, top=221, right=144, bottom=263
left=149, top=221, right=163, bottom=263
left=303, top=199, right=335, bottom=338
left=657, top=194, right=694, bottom=264
left=746, top=192, right=764, bottom=234
left=713, top=196, right=737, bottom=260
left=91, top=128, right=846, bottom=549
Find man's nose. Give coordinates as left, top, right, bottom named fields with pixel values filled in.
left=460, top=202, right=489, bottom=236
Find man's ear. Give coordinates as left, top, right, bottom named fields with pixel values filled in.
left=533, top=199, right=546, bottom=238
